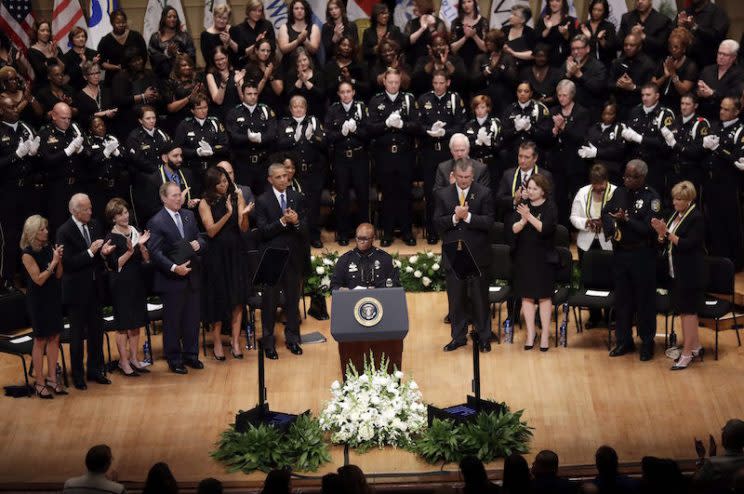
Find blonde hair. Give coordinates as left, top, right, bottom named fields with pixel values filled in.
left=671, top=180, right=697, bottom=202
left=245, top=0, right=263, bottom=16
left=20, top=215, right=48, bottom=251
left=213, top=3, right=231, bottom=18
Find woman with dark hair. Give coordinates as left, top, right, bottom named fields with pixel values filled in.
left=75, top=62, right=117, bottom=125
left=245, top=39, right=284, bottom=112
left=286, top=47, right=325, bottom=117
left=580, top=100, right=626, bottom=184
left=28, top=20, right=64, bottom=86
left=230, top=0, right=276, bottom=68
left=460, top=456, right=501, bottom=493
left=472, top=29, right=517, bottom=116
left=369, top=38, right=412, bottom=91
left=97, top=9, right=147, bottom=86
left=501, top=81, right=553, bottom=157
left=580, top=0, right=617, bottom=68
left=362, top=3, right=406, bottom=69
left=450, top=0, right=488, bottom=72
left=164, top=54, right=205, bottom=133
left=502, top=454, right=533, bottom=494
left=320, top=473, right=343, bottom=494
left=535, top=0, right=578, bottom=67
left=206, top=46, right=244, bottom=120
left=404, top=0, right=446, bottom=63
left=199, top=166, right=253, bottom=360
left=518, top=44, right=562, bottom=107
left=261, top=469, right=291, bottom=494
left=412, top=32, right=467, bottom=94
left=142, top=462, right=178, bottom=494
left=652, top=27, right=699, bottom=111
left=200, top=4, right=238, bottom=69
left=0, top=66, right=43, bottom=123
left=502, top=5, right=536, bottom=69
left=337, top=465, right=372, bottom=494
left=103, top=198, right=151, bottom=376
left=321, top=0, right=359, bottom=58
left=277, top=0, right=321, bottom=72
left=148, top=6, right=196, bottom=79
left=323, top=36, right=369, bottom=102
left=62, top=27, right=99, bottom=91
left=36, top=63, right=77, bottom=117
left=111, top=47, right=162, bottom=136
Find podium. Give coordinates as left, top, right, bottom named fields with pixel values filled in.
left=330, top=287, right=409, bottom=375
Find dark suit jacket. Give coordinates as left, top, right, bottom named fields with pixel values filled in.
left=433, top=158, right=490, bottom=194
left=255, top=188, right=308, bottom=273
left=496, top=167, right=554, bottom=212
left=433, top=182, right=495, bottom=267
left=663, top=206, right=707, bottom=289
left=146, top=207, right=206, bottom=293
left=56, top=217, right=104, bottom=305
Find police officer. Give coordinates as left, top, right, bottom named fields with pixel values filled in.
left=368, top=67, right=421, bottom=247
left=662, top=93, right=710, bottom=194
left=500, top=81, right=553, bottom=163
left=276, top=95, right=326, bottom=248
left=621, top=82, right=676, bottom=198
left=418, top=70, right=467, bottom=244
left=225, top=80, right=277, bottom=197
left=85, top=116, right=127, bottom=225
left=325, top=80, right=370, bottom=246
left=330, top=223, right=400, bottom=290
left=0, top=96, right=39, bottom=291
left=464, top=94, right=503, bottom=196
left=602, top=159, right=662, bottom=361
left=38, top=102, right=85, bottom=233
left=578, top=101, right=627, bottom=185
left=174, top=94, right=229, bottom=194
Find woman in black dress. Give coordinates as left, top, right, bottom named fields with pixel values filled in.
left=27, top=20, right=64, bottom=86
left=245, top=39, right=284, bottom=113
left=518, top=44, right=562, bottom=108
left=362, top=4, right=406, bottom=70
left=651, top=181, right=706, bottom=370
left=403, top=0, right=446, bottom=64
left=103, top=198, right=151, bottom=376
left=20, top=215, right=65, bottom=398
left=110, top=47, right=162, bottom=137
left=535, top=0, right=578, bottom=67
left=580, top=0, right=617, bottom=68
left=509, top=174, right=557, bottom=351
left=206, top=46, right=245, bottom=121
left=651, top=28, right=699, bottom=111
left=97, top=9, right=147, bottom=87
left=449, top=0, right=488, bottom=74
left=198, top=167, right=253, bottom=359
left=62, top=27, right=99, bottom=91
left=286, top=47, right=325, bottom=118
left=277, top=0, right=321, bottom=73
left=471, top=29, right=517, bottom=118
left=200, top=4, right=239, bottom=70
left=35, top=63, right=77, bottom=118
left=323, top=36, right=369, bottom=103
left=369, top=38, right=412, bottom=92
left=163, top=54, right=205, bottom=134
left=321, top=0, right=359, bottom=60
left=502, top=5, right=536, bottom=70
left=74, top=62, right=117, bottom=126
left=147, top=6, right=196, bottom=79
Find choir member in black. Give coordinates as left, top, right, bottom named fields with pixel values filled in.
left=200, top=4, right=238, bottom=69
left=20, top=215, right=65, bottom=398
left=323, top=36, right=369, bottom=104
left=412, top=32, right=467, bottom=95
left=495, top=140, right=553, bottom=215
left=244, top=39, right=283, bottom=113
left=562, top=34, right=607, bottom=118
left=472, top=29, right=517, bottom=118
left=111, top=47, right=162, bottom=137
left=62, top=27, right=99, bottom=92
left=500, top=81, right=553, bottom=161
left=255, top=163, right=308, bottom=359
left=651, top=28, right=699, bottom=112
left=675, top=0, right=730, bottom=69
left=0, top=32, right=28, bottom=77
left=418, top=70, right=467, bottom=243
left=435, top=160, right=495, bottom=352
left=502, top=5, right=536, bottom=69
left=508, top=173, right=558, bottom=351
left=103, top=198, right=151, bottom=376
left=702, top=96, right=744, bottom=270
left=651, top=181, right=706, bottom=370
left=464, top=95, right=503, bottom=193
left=0, top=66, right=43, bottom=124
left=276, top=95, right=325, bottom=248
left=225, top=80, right=277, bottom=196
left=578, top=101, right=627, bottom=184
left=617, top=0, right=672, bottom=63
left=38, top=103, right=85, bottom=232
left=175, top=93, right=229, bottom=188
left=369, top=38, right=413, bottom=93
left=696, top=40, right=744, bottom=120
left=286, top=48, right=325, bottom=118
left=97, top=9, right=147, bottom=87
left=518, top=45, right=562, bottom=108
left=277, top=0, right=321, bottom=73
left=56, top=193, right=114, bottom=388
left=163, top=54, right=204, bottom=135
left=28, top=20, right=64, bottom=88
left=403, top=0, right=446, bottom=64
left=155, top=144, right=200, bottom=218
left=580, top=0, right=618, bottom=68
left=36, top=63, right=77, bottom=118
left=325, top=81, right=370, bottom=246
left=321, top=0, right=359, bottom=60
left=663, top=93, right=710, bottom=193
left=368, top=68, right=421, bottom=247
left=362, top=4, right=406, bottom=70
left=85, top=117, right=126, bottom=225
left=449, top=0, right=488, bottom=73
left=74, top=62, right=117, bottom=126
left=330, top=223, right=399, bottom=290
left=602, top=159, right=661, bottom=360
left=229, top=0, right=276, bottom=68
left=125, top=106, right=171, bottom=226
left=147, top=7, right=196, bottom=80
left=608, top=34, right=657, bottom=119
left=199, top=167, right=253, bottom=360
left=205, top=46, right=244, bottom=121
left=621, top=82, right=675, bottom=197
left=0, top=97, right=39, bottom=291
left=535, top=0, right=578, bottom=67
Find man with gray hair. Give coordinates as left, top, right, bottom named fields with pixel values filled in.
left=696, top=39, right=744, bottom=119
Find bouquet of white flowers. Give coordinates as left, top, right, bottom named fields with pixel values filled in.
left=306, top=251, right=339, bottom=296
left=395, top=251, right=445, bottom=292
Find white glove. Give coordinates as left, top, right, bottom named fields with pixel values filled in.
left=426, top=127, right=446, bottom=138
left=622, top=127, right=643, bottom=144
left=26, top=136, right=40, bottom=156
left=103, top=138, right=119, bottom=158
left=513, top=116, right=525, bottom=131
left=304, top=122, right=314, bottom=140
left=735, top=158, right=744, bottom=171
left=64, top=136, right=83, bottom=156
left=15, top=140, right=28, bottom=158
left=578, top=143, right=597, bottom=159
left=196, top=139, right=214, bottom=157
left=346, top=119, right=357, bottom=133
left=74, top=135, right=84, bottom=154
left=432, top=120, right=446, bottom=131
left=703, top=135, right=720, bottom=150
left=475, top=127, right=492, bottom=146
left=247, top=131, right=262, bottom=143
left=341, top=120, right=350, bottom=136
left=660, top=126, right=676, bottom=148
left=384, top=112, right=396, bottom=128
left=385, top=111, right=402, bottom=128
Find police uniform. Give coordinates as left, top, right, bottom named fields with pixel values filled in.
left=329, top=247, right=400, bottom=290
left=500, top=100, right=553, bottom=162
left=669, top=113, right=710, bottom=193
left=623, top=103, right=676, bottom=197
left=583, top=121, right=627, bottom=185
left=367, top=90, right=421, bottom=244
left=84, top=133, right=128, bottom=225
left=464, top=115, right=503, bottom=195
left=225, top=102, right=276, bottom=197
left=418, top=90, right=467, bottom=243
left=602, top=184, right=662, bottom=357
left=174, top=115, right=229, bottom=193
left=325, top=100, right=370, bottom=243
left=125, top=126, right=171, bottom=227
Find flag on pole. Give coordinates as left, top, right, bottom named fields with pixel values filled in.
left=606, top=0, right=628, bottom=30
left=393, top=0, right=415, bottom=31
left=488, top=0, right=531, bottom=29
left=52, top=0, right=87, bottom=52
left=203, top=0, right=226, bottom=30
left=438, top=0, right=458, bottom=30
left=653, top=0, right=677, bottom=19
left=143, top=0, right=187, bottom=43
left=87, top=0, right=118, bottom=49
left=347, top=0, right=374, bottom=21
left=0, top=0, right=35, bottom=53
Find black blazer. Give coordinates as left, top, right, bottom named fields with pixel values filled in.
left=254, top=188, right=308, bottom=273
left=433, top=182, right=495, bottom=267
left=662, top=206, right=707, bottom=289
left=55, top=217, right=104, bottom=305
left=496, top=167, right=553, bottom=213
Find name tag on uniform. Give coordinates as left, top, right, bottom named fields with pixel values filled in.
left=187, top=132, right=195, bottom=137
left=348, top=263, right=358, bottom=272
left=92, top=145, right=100, bottom=149
left=47, top=136, right=58, bottom=144
left=286, top=127, right=293, bottom=133
left=141, top=144, right=150, bottom=150
left=237, top=117, right=245, bottom=123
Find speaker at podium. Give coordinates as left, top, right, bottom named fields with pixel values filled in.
left=330, top=287, right=409, bottom=376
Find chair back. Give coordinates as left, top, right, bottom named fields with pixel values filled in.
left=555, top=247, right=573, bottom=285
left=705, top=256, right=734, bottom=296
left=489, top=244, right=512, bottom=282
left=580, top=250, right=614, bottom=290
left=490, top=222, right=505, bottom=245
left=554, top=224, right=570, bottom=247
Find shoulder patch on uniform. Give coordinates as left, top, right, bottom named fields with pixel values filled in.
left=700, top=126, right=709, bottom=136
left=651, top=199, right=661, bottom=212
left=664, top=116, right=673, bottom=127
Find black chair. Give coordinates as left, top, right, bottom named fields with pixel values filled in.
left=566, top=249, right=616, bottom=349
left=553, top=224, right=570, bottom=248
left=552, top=247, right=573, bottom=347
left=489, top=244, right=512, bottom=342
left=489, top=222, right=505, bottom=245
left=655, top=288, right=676, bottom=349
left=699, top=256, right=741, bottom=360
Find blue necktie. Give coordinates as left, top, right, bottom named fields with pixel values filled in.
left=280, top=193, right=287, bottom=211
left=174, top=212, right=184, bottom=237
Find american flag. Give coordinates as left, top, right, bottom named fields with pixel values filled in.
left=0, top=0, right=35, bottom=53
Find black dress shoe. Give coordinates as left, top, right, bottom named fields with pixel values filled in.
left=443, top=340, right=467, bottom=352
left=73, top=380, right=87, bottom=390
left=286, top=343, right=303, bottom=355
left=479, top=342, right=492, bottom=353
left=310, top=239, right=323, bottom=249
left=380, top=237, right=392, bottom=247
left=264, top=348, right=279, bottom=360
left=87, top=373, right=112, bottom=385
left=168, top=363, right=188, bottom=374
left=338, top=237, right=349, bottom=246
left=184, top=358, right=204, bottom=369
left=609, top=343, right=636, bottom=357
left=640, top=346, right=654, bottom=361
left=404, top=236, right=417, bottom=246
left=426, top=235, right=438, bottom=245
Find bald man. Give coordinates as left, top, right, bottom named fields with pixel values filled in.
left=330, top=223, right=400, bottom=291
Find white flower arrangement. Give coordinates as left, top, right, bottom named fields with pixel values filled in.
left=394, top=251, right=446, bottom=292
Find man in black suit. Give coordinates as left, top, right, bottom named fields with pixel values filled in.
left=617, top=0, right=672, bottom=63
left=56, top=193, right=114, bottom=389
left=432, top=133, right=490, bottom=194
left=434, top=159, right=495, bottom=353
left=496, top=141, right=553, bottom=217
left=147, top=182, right=206, bottom=374
left=255, top=163, right=308, bottom=359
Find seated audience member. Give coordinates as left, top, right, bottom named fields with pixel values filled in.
left=320, top=473, right=343, bottom=494
left=592, top=445, right=641, bottom=493
left=261, top=468, right=291, bottom=494
left=502, top=453, right=532, bottom=494
left=143, top=462, right=178, bottom=494
left=197, top=477, right=223, bottom=494
left=338, top=464, right=373, bottom=494
left=531, top=450, right=575, bottom=494
left=62, top=445, right=125, bottom=494
left=694, top=419, right=744, bottom=491
left=460, top=455, right=501, bottom=493
left=640, top=456, right=686, bottom=494
left=148, top=6, right=196, bottom=79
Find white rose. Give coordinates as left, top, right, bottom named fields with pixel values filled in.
left=414, top=270, right=422, bottom=278
left=331, top=380, right=340, bottom=390
left=393, top=259, right=402, bottom=268
left=321, top=276, right=330, bottom=287
left=426, top=251, right=434, bottom=258
left=394, top=370, right=404, bottom=379
left=311, top=255, right=316, bottom=262
left=409, top=381, right=419, bottom=390
left=431, top=263, right=440, bottom=271
left=323, top=258, right=334, bottom=266
left=422, top=276, right=431, bottom=287
left=316, top=266, right=325, bottom=275
left=409, top=255, right=418, bottom=264
left=405, top=266, right=414, bottom=273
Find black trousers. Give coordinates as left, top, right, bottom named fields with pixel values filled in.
left=421, top=147, right=451, bottom=237
left=261, top=269, right=301, bottom=348
left=161, top=283, right=201, bottom=365
left=613, top=247, right=657, bottom=348
left=297, top=169, right=325, bottom=242
left=65, top=294, right=104, bottom=381
left=374, top=150, right=413, bottom=238
left=446, top=270, right=491, bottom=343
left=333, top=156, right=370, bottom=239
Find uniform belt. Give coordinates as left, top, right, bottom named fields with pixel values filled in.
left=65, top=177, right=76, bottom=185
left=390, top=144, right=399, bottom=153
left=341, top=146, right=364, bottom=158
left=249, top=152, right=266, bottom=164
left=99, top=177, right=116, bottom=188
left=432, top=141, right=443, bottom=151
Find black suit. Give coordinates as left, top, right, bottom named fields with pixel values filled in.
left=495, top=166, right=553, bottom=216
left=56, top=217, right=105, bottom=382
left=660, top=206, right=707, bottom=314
left=434, top=182, right=494, bottom=343
left=255, top=188, right=308, bottom=349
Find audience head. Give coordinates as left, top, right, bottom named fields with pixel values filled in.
left=321, top=473, right=343, bottom=494
left=640, top=83, right=660, bottom=108
left=211, top=4, right=231, bottom=30
left=20, top=215, right=49, bottom=251
left=635, top=0, right=652, bottom=14
left=280, top=152, right=298, bottom=179
left=680, top=93, right=698, bottom=117
left=334, top=35, right=357, bottom=60
left=110, top=9, right=128, bottom=35
left=32, top=20, right=52, bottom=44
left=722, top=419, right=744, bottom=452
left=289, top=94, right=308, bottom=118
left=670, top=181, right=696, bottom=212
left=355, top=223, right=375, bottom=252
left=123, top=45, right=146, bottom=72
left=143, top=462, right=178, bottom=494
left=413, top=0, right=435, bottom=16
left=203, top=166, right=231, bottom=203
left=528, top=174, right=551, bottom=201
left=459, top=455, right=490, bottom=492
left=471, top=94, right=492, bottom=118
left=556, top=79, right=576, bottom=106
left=516, top=81, right=534, bottom=103
left=211, top=45, right=232, bottom=71
left=325, top=0, right=348, bottom=23
left=84, top=445, right=113, bottom=475
left=579, top=482, right=600, bottom=494
left=261, top=468, right=291, bottom=494
left=105, top=198, right=131, bottom=227
left=532, top=449, right=560, bottom=479
left=533, top=43, right=551, bottom=67
left=449, top=133, right=470, bottom=160
left=509, top=4, right=531, bottom=26
left=267, top=162, right=289, bottom=192
left=159, top=6, right=182, bottom=33
left=337, top=80, right=355, bottom=104
left=623, top=34, right=642, bottom=58
left=138, top=105, right=157, bottom=130
left=588, top=0, right=609, bottom=21
left=431, top=69, right=450, bottom=96
left=503, top=453, right=531, bottom=493
left=668, top=27, right=692, bottom=60
left=337, top=464, right=372, bottom=494
left=624, top=159, right=648, bottom=190
left=484, top=29, right=506, bottom=53
left=720, top=96, right=742, bottom=122
left=47, top=62, right=66, bottom=88
left=589, top=164, right=609, bottom=192
left=0, top=95, right=19, bottom=122
left=718, top=40, right=740, bottom=70
left=197, top=477, right=223, bottom=494
left=242, top=80, right=260, bottom=106
left=641, top=456, right=684, bottom=490
left=518, top=141, right=538, bottom=170
left=82, top=61, right=102, bottom=87
left=371, top=3, right=390, bottom=28
left=453, top=159, right=475, bottom=190
left=190, top=93, right=209, bottom=119
left=160, top=142, right=183, bottom=169
left=216, top=161, right=236, bottom=182
left=383, top=67, right=402, bottom=95
left=69, top=193, right=93, bottom=223
left=600, top=100, right=618, bottom=125
left=0, top=66, right=20, bottom=92
left=253, top=39, right=276, bottom=65
left=288, top=0, right=312, bottom=24
left=171, top=53, right=196, bottom=80
left=595, top=445, right=619, bottom=477
left=68, top=26, right=87, bottom=49
left=457, top=0, right=479, bottom=18
left=160, top=182, right=182, bottom=210
left=245, top=0, right=264, bottom=22
left=571, top=34, right=590, bottom=62
left=295, top=46, right=314, bottom=72
left=544, top=0, right=569, bottom=16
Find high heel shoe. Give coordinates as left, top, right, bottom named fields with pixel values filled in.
left=45, top=379, right=68, bottom=395
left=117, top=364, right=140, bottom=377
left=540, top=343, right=550, bottom=352
left=524, top=334, right=536, bottom=351
left=212, top=350, right=226, bottom=361
left=671, top=354, right=693, bottom=370
left=34, top=382, right=53, bottom=399
left=692, top=347, right=705, bottom=362
left=231, top=347, right=244, bottom=359
left=130, top=360, right=151, bottom=373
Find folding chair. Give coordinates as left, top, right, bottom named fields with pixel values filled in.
left=566, top=250, right=616, bottom=349
left=489, top=244, right=512, bottom=342
left=552, top=247, right=573, bottom=347
left=699, top=256, right=741, bottom=360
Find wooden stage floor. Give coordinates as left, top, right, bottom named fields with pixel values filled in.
left=1, top=291, right=743, bottom=489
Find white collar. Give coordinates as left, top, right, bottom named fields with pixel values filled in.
left=385, top=91, right=398, bottom=101
left=143, top=127, right=155, bottom=137
left=195, top=117, right=206, bottom=126
left=643, top=103, right=658, bottom=114
left=682, top=114, right=694, bottom=124
left=342, top=101, right=353, bottom=112
left=243, top=103, right=257, bottom=112
left=71, top=216, right=88, bottom=232
left=273, top=187, right=287, bottom=205
left=292, top=116, right=305, bottom=124
left=165, top=206, right=181, bottom=219
left=457, top=185, right=471, bottom=197
left=520, top=167, right=534, bottom=177
left=518, top=101, right=530, bottom=110
left=3, top=121, right=18, bottom=131
left=723, top=118, right=739, bottom=128
left=600, top=123, right=610, bottom=131
left=476, top=116, right=487, bottom=125
left=434, top=92, right=446, bottom=100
